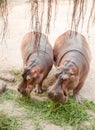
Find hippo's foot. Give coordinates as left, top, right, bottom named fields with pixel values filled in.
left=34, top=84, right=43, bottom=94
left=73, top=94, right=83, bottom=104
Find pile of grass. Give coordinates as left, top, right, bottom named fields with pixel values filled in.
left=17, top=96, right=91, bottom=126
left=0, top=111, right=19, bottom=130
left=1, top=90, right=95, bottom=129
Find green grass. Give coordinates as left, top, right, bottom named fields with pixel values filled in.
left=10, top=69, right=21, bottom=76
left=34, top=122, right=43, bottom=130
left=84, top=100, right=95, bottom=112
left=1, top=90, right=95, bottom=129
left=74, top=124, right=95, bottom=130
left=0, top=90, right=17, bottom=103
left=0, top=111, right=20, bottom=130
left=16, top=95, right=95, bottom=127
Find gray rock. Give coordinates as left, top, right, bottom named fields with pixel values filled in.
left=0, top=73, right=15, bottom=82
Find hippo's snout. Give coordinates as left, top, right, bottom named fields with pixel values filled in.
left=18, top=79, right=29, bottom=96
left=18, top=87, right=28, bottom=96
left=47, top=86, right=67, bottom=103
left=47, top=90, right=62, bottom=102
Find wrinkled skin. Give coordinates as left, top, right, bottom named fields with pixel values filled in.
left=18, top=32, right=53, bottom=96
left=47, top=30, right=91, bottom=103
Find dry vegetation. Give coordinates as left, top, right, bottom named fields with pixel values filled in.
left=0, top=0, right=95, bottom=42
left=0, top=0, right=8, bottom=42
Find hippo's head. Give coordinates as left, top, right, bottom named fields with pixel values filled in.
left=18, top=65, right=43, bottom=96
left=47, top=61, right=79, bottom=103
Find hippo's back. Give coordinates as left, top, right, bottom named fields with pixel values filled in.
left=21, top=32, right=53, bottom=65
left=53, top=30, right=91, bottom=66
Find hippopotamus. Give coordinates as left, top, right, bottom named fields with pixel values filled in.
left=47, top=30, right=91, bottom=103
left=18, top=32, right=53, bottom=96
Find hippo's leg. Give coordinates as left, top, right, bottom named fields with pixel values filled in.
left=34, top=82, right=43, bottom=94
left=73, top=82, right=84, bottom=103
